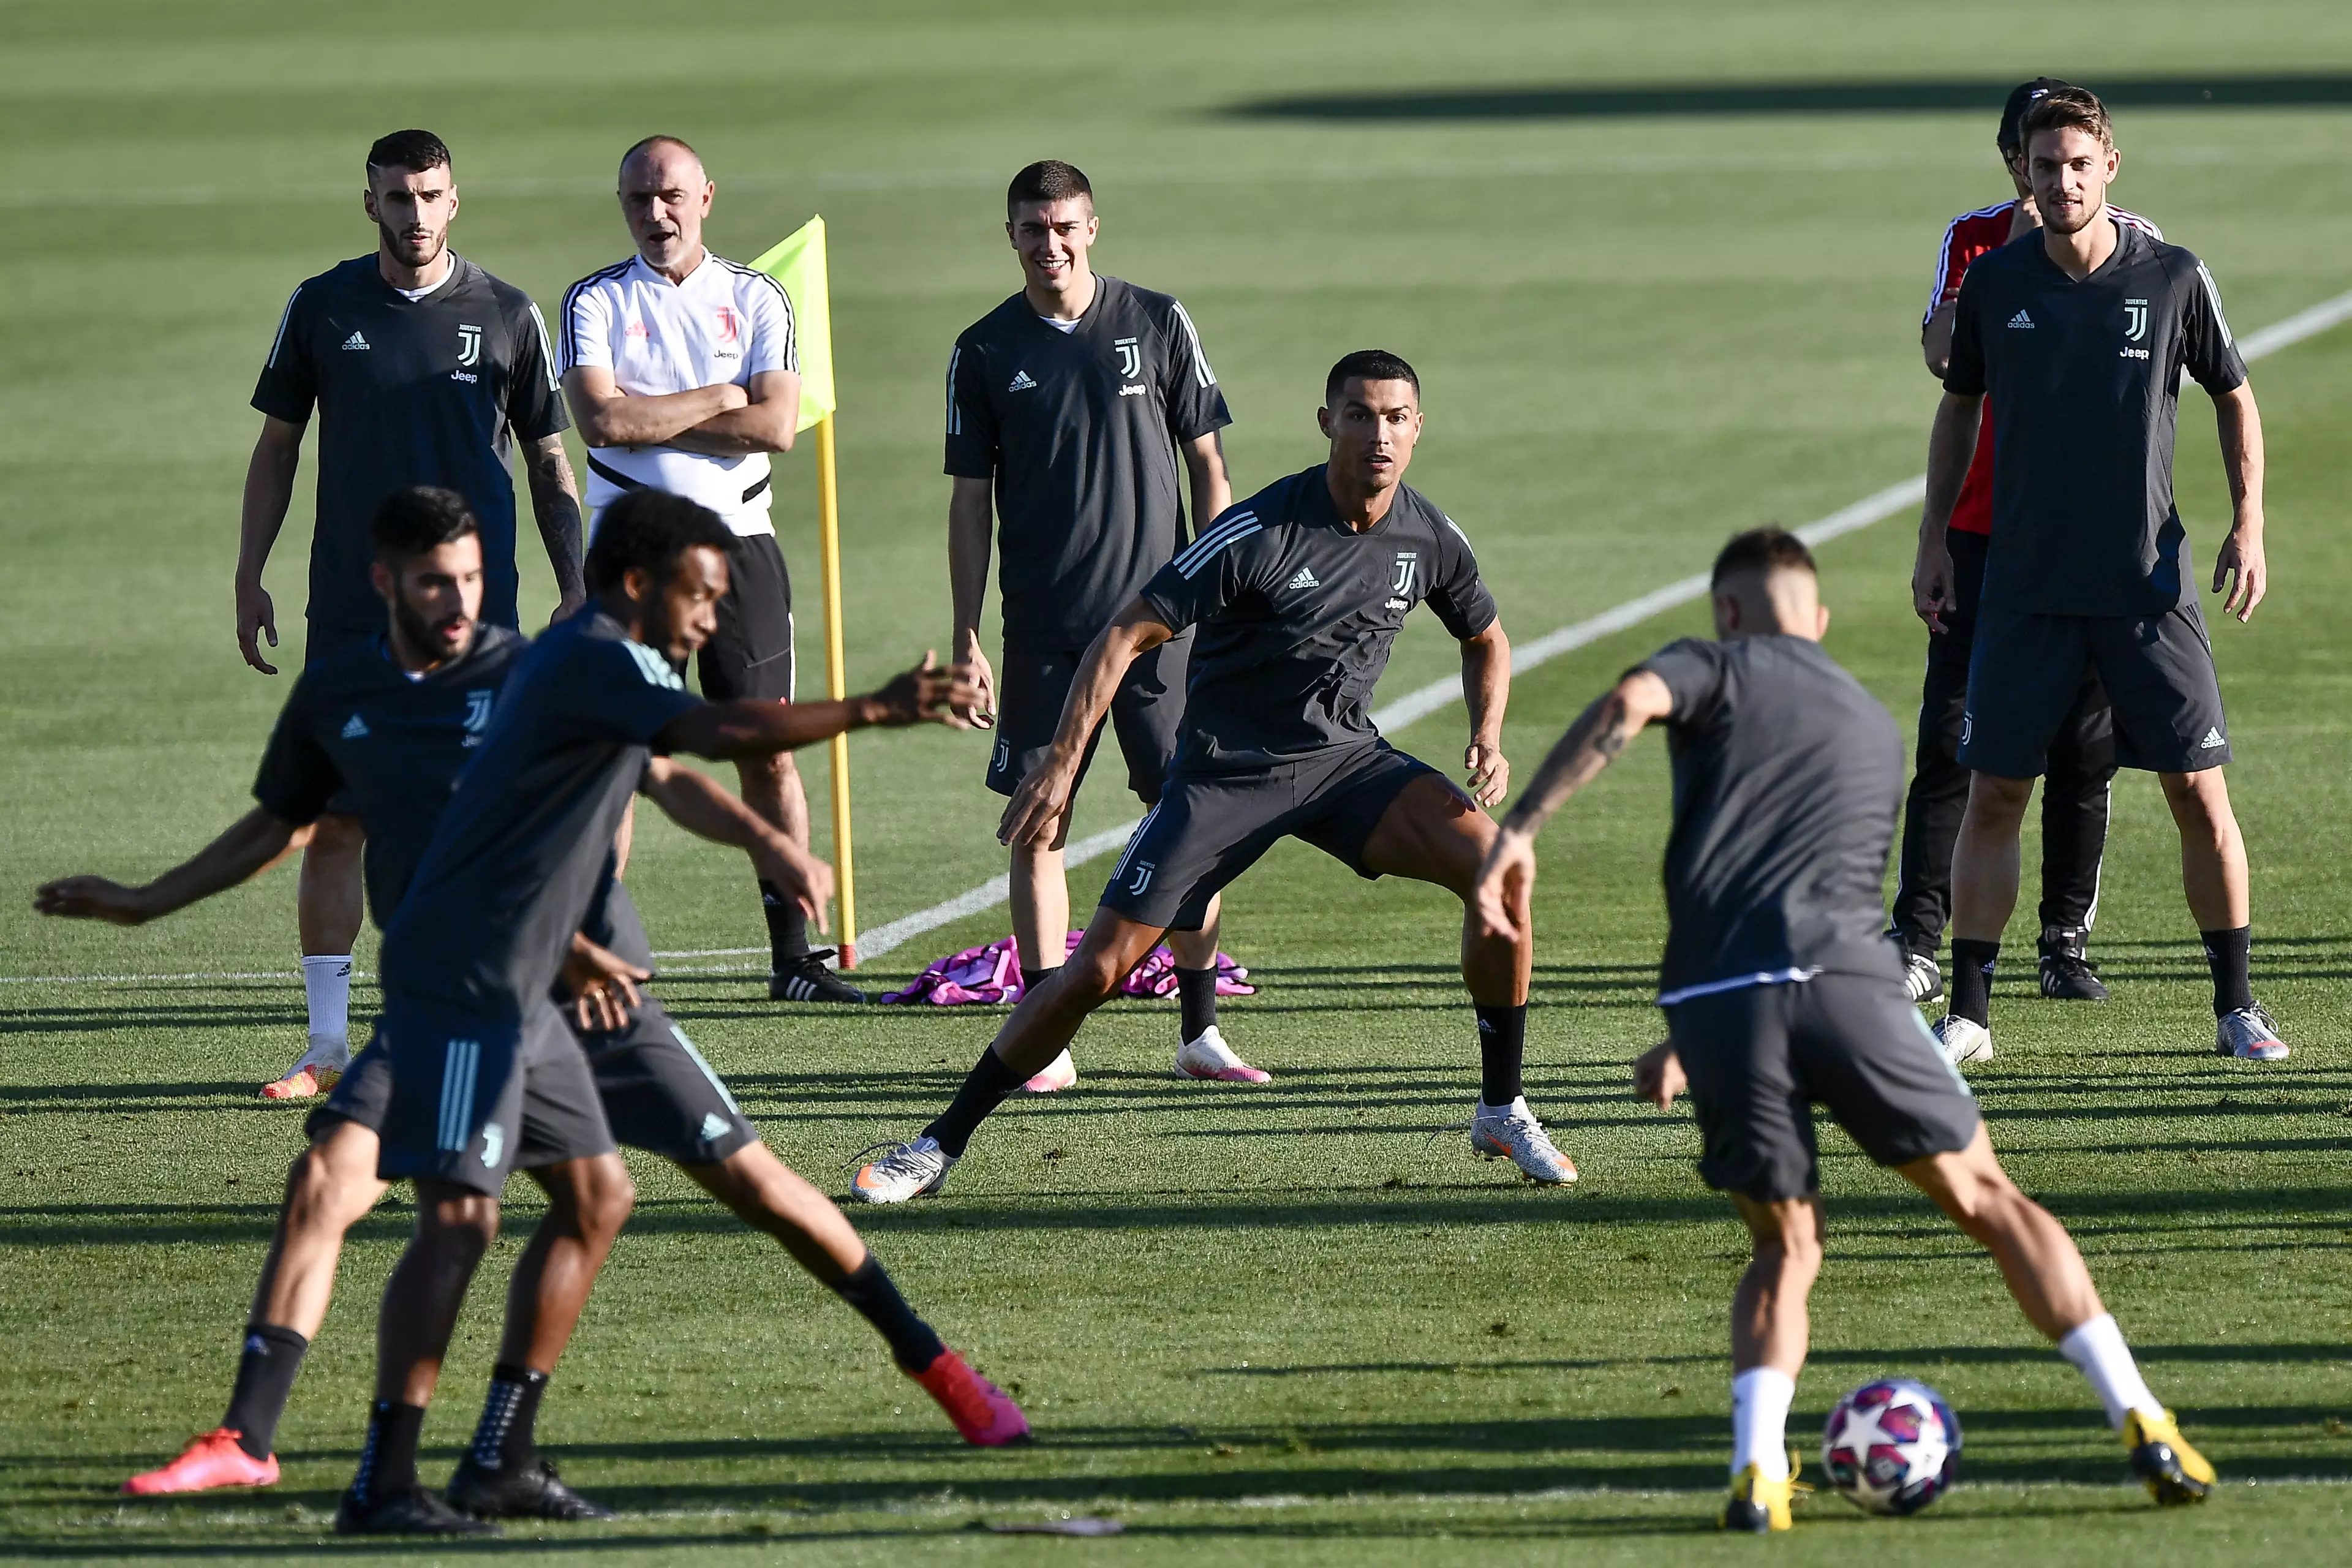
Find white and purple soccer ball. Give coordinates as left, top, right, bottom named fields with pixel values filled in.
left=1820, top=1378, right=1962, bottom=1515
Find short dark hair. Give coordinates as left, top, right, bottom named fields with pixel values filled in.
left=586, top=489, right=734, bottom=594
left=369, top=486, right=478, bottom=560
left=1710, top=526, right=1816, bottom=587
left=1997, top=77, right=2075, bottom=156
left=1007, top=159, right=1093, bottom=214
left=1324, top=349, right=1420, bottom=406
left=366, top=130, right=451, bottom=183
left=2019, top=85, right=2114, bottom=154
left=619, top=134, right=702, bottom=178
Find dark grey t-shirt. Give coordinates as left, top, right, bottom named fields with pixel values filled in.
left=251, top=626, right=526, bottom=927
left=1139, top=466, right=1497, bottom=774
left=1638, top=636, right=1906, bottom=1000
left=944, top=275, right=1231, bottom=651
left=253, top=254, right=570, bottom=635
left=1944, top=219, right=2247, bottom=616
left=379, top=610, right=701, bottom=1021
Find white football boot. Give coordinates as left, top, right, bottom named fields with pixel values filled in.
left=1469, top=1096, right=1578, bottom=1185
left=1174, top=1025, right=1271, bottom=1084
left=1020, top=1049, right=1078, bottom=1094
left=2215, top=1003, right=2288, bottom=1061
left=1932, top=1014, right=1994, bottom=1066
left=848, top=1137, right=957, bottom=1204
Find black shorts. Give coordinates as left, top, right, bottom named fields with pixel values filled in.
left=304, top=623, right=383, bottom=818
left=315, top=995, right=758, bottom=1168
left=699, top=532, right=796, bottom=703
left=371, top=995, right=616, bottom=1196
left=1099, top=741, right=1440, bottom=931
left=986, top=638, right=1189, bottom=807
left=1666, top=974, right=1982, bottom=1203
left=1962, top=603, right=2230, bottom=777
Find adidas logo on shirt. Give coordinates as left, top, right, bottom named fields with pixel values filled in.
left=341, top=330, right=371, bottom=351
left=699, top=1112, right=731, bottom=1143
left=341, top=714, right=369, bottom=739
left=2199, top=726, right=2226, bottom=750
left=2006, top=310, right=2035, bottom=330
left=1007, top=369, right=1038, bottom=392
left=1286, top=567, right=1320, bottom=590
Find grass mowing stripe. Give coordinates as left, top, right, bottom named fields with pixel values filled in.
left=852, top=283, right=2352, bottom=963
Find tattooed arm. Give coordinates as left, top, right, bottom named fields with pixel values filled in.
left=1470, top=669, right=1675, bottom=941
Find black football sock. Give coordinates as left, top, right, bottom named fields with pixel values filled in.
left=1476, top=1005, right=1527, bottom=1106
left=1177, top=965, right=1219, bottom=1042
left=1950, top=939, right=2000, bottom=1027
left=761, top=880, right=813, bottom=966
left=2200, top=925, right=2253, bottom=1016
left=467, top=1363, right=548, bottom=1472
left=352, top=1399, right=425, bottom=1506
left=922, top=1046, right=1027, bottom=1158
left=832, top=1256, right=946, bottom=1373
left=221, top=1324, right=308, bottom=1460
left=1026, top=964, right=1060, bottom=996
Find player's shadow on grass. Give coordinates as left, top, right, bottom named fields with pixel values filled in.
left=0, top=1005, right=303, bottom=1037
left=1229, top=73, right=2352, bottom=123
left=0, top=1080, right=285, bottom=1112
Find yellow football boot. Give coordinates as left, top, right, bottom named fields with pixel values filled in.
left=1722, top=1452, right=1809, bottom=1532
left=2124, top=1408, right=2215, bottom=1505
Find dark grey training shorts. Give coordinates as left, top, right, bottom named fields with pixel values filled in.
left=986, top=636, right=1189, bottom=808
left=1962, top=601, right=2230, bottom=777
left=317, top=993, right=757, bottom=1169
left=1098, top=739, right=1441, bottom=932
left=1665, top=973, right=1982, bottom=1203
left=369, top=995, right=616, bottom=1196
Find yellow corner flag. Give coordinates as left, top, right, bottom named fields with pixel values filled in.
left=753, top=215, right=859, bottom=963
left=750, top=215, right=834, bottom=434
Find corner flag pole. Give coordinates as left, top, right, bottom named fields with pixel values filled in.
left=750, top=215, right=857, bottom=966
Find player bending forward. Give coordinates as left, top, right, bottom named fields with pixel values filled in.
left=853, top=350, right=1574, bottom=1205
left=1474, top=529, right=2213, bottom=1532
left=39, top=489, right=1020, bottom=1529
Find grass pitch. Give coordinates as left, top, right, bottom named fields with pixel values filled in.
left=4, top=2, right=2350, bottom=1561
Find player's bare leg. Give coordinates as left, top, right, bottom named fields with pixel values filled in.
left=123, top=1120, right=386, bottom=1496
left=1360, top=775, right=1570, bottom=1183
left=1898, top=1126, right=2213, bottom=1501
left=2159, top=768, right=2248, bottom=929
left=1717, top=1192, right=1822, bottom=1528
left=1009, top=832, right=1082, bottom=1090
left=1936, top=772, right=2035, bottom=1061
left=680, top=1142, right=1027, bottom=1444
left=748, top=751, right=857, bottom=1002
left=277, top=812, right=364, bottom=1099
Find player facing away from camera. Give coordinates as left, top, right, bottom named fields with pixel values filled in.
left=38, top=491, right=1022, bottom=1518
left=1920, top=86, right=2284, bottom=1065
left=1893, top=77, right=2158, bottom=1009
left=333, top=491, right=975, bottom=1533
left=240, top=129, right=586, bottom=1099
left=560, top=134, right=859, bottom=1005
left=1474, top=529, right=2214, bottom=1532
left=851, top=350, right=1576, bottom=1205
left=946, top=159, right=1237, bottom=1091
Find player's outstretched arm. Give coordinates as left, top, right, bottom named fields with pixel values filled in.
left=641, top=756, right=834, bottom=928
left=234, top=417, right=306, bottom=675
left=35, top=807, right=307, bottom=926
left=1913, top=391, right=1984, bottom=632
left=999, top=599, right=1174, bottom=848
left=2211, top=382, right=2267, bottom=623
left=1471, top=670, right=1674, bottom=940
left=655, top=654, right=980, bottom=761
left=1460, top=620, right=1512, bottom=807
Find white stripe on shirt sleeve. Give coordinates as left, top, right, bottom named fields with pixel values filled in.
left=526, top=301, right=559, bottom=391
left=266, top=283, right=304, bottom=367
left=2196, top=261, right=2234, bottom=347
left=1169, top=299, right=1216, bottom=388
left=945, top=346, right=963, bottom=437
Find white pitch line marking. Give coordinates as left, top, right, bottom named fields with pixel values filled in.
left=12, top=288, right=2350, bottom=985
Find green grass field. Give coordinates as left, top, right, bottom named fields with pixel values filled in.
left=4, top=1, right=2350, bottom=1560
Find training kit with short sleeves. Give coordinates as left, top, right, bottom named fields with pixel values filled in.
left=253, top=255, right=568, bottom=638
left=1943, top=215, right=2247, bottom=777
left=1639, top=634, right=1979, bottom=1200
left=945, top=275, right=1231, bottom=653
left=1096, top=465, right=1495, bottom=930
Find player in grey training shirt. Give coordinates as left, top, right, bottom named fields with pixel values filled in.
left=853, top=350, right=1580, bottom=1206
left=946, top=160, right=1235, bottom=1090
left=1474, top=528, right=2217, bottom=1532
left=1918, top=86, right=2285, bottom=1064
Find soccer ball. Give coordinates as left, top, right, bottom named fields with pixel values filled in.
left=1820, top=1378, right=1962, bottom=1514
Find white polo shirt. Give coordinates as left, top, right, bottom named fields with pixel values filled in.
left=560, top=250, right=797, bottom=537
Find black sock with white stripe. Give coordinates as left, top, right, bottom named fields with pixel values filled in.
left=352, top=1399, right=425, bottom=1505
left=761, top=879, right=813, bottom=967
left=467, top=1363, right=548, bottom=1473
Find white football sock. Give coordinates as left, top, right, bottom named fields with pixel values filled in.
left=1731, top=1366, right=1795, bottom=1479
left=2058, top=1313, right=2162, bottom=1429
left=302, top=954, right=352, bottom=1047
